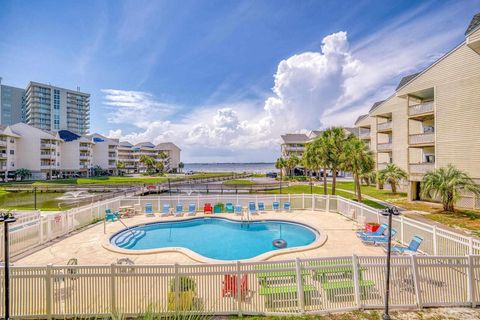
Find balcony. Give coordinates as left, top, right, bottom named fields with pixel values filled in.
left=377, top=163, right=391, bottom=170
left=377, top=143, right=392, bottom=152
left=41, top=143, right=56, bottom=149
left=409, top=101, right=434, bottom=118
left=79, top=154, right=90, bottom=159
left=0, top=153, right=7, bottom=159
left=409, top=133, right=435, bottom=146
left=377, top=121, right=393, bottom=132
left=0, top=140, right=6, bottom=147
left=409, top=162, right=435, bottom=174
left=359, top=131, right=371, bottom=140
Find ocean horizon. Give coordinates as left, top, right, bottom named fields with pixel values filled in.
left=183, top=162, right=276, bottom=173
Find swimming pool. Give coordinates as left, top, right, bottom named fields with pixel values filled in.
left=110, top=218, right=318, bottom=260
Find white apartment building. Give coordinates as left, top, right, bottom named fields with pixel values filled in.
left=59, top=130, right=94, bottom=177
left=117, top=141, right=136, bottom=173
left=0, top=125, right=20, bottom=180
left=156, top=142, right=181, bottom=173
left=88, top=133, right=118, bottom=175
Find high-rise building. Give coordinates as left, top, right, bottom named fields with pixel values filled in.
left=24, top=81, right=90, bottom=134
left=0, top=78, right=25, bottom=125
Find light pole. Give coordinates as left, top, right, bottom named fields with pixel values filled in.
left=1, top=211, right=17, bottom=320
left=381, top=206, right=400, bottom=320
left=33, top=187, right=37, bottom=210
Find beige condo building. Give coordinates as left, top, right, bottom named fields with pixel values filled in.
left=355, top=12, right=480, bottom=208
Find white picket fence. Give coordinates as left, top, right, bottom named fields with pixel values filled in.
left=2, top=255, right=479, bottom=318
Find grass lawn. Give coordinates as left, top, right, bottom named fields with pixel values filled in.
left=423, top=210, right=480, bottom=237
left=334, top=181, right=407, bottom=202
left=223, top=179, right=255, bottom=185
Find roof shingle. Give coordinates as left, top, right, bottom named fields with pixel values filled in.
left=466, top=12, right=480, bottom=36
left=396, top=72, right=420, bottom=91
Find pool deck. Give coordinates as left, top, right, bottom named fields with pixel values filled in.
left=15, top=210, right=384, bottom=265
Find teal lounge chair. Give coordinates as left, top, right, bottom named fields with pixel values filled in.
left=361, top=228, right=397, bottom=245
left=258, top=202, right=266, bottom=213
left=283, top=202, right=291, bottom=211
left=356, top=223, right=388, bottom=238
left=144, top=203, right=154, bottom=217
left=248, top=202, right=258, bottom=215
left=188, top=203, right=196, bottom=216
left=161, top=204, right=171, bottom=217
left=175, top=204, right=184, bottom=217
left=385, top=235, right=423, bottom=255
left=105, top=209, right=118, bottom=222
left=272, top=201, right=280, bottom=212
left=225, top=203, right=234, bottom=213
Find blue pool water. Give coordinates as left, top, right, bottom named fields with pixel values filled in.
left=110, top=218, right=317, bottom=260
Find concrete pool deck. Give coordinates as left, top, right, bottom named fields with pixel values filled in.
left=15, top=210, right=384, bottom=265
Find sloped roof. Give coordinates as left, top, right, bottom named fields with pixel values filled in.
left=58, top=130, right=81, bottom=142
left=396, top=72, right=420, bottom=91
left=157, top=142, right=181, bottom=151
left=355, top=114, right=368, bottom=125
left=280, top=133, right=309, bottom=143
left=119, top=141, right=133, bottom=148
left=134, top=142, right=156, bottom=148
left=466, top=12, right=480, bottom=35
left=369, top=100, right=385, bottom=112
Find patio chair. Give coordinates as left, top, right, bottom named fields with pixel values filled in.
left=144, top=203, right=154, bottom=217
left=361, top=228, right=397, bottom=245
left=161, top=204, right=171, bottom=217
left=234, top=205, right=243, bottom=216
left=225, top=203, right=235, bottom=213
left=188, top=203, right=196, bottom=216
left=105, top=209, right=118, bottom=222
left=204, top=203, right=213, bottom=214
left=258, top=202, right=266, bottom=214
left=272, top=201, right=280, bottom=212
left=175, top=204, right=184, bottom=217
left=385, top=235, right=424, bottom=255
left=356, top=223, right=388, bottom=238
left=283, top=201, right=291, bottom=212
left=248, top=202, right=258, bottom=215
left=222, top=274, right=249, bottom=299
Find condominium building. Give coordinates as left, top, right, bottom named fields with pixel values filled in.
left=59, top=130, right=94, bottom=177
left=117, top=141, right=136, bottom=173
left=354, top=12, right=480, bottom=207
left=157, top=142, right=181, bottom=173
left=0, top=78, right=24, bottom=125
left=0, top=125, right=21, bottom=180
left=24, top=82, right=90, bottom=134
left=88, top=133, right=118, bottom=175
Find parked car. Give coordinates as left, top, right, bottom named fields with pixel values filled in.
left=185, top=170, right=195, bottom=175
left=266, top=172, right=277, bottom=178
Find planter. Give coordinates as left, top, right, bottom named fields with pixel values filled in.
left=365, top=223, right=380, bottom=233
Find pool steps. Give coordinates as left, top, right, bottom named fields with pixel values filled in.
left=114, top=229, right=146, bottom=249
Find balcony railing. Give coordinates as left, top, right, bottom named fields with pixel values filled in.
left=409, top=101, right=434, bottom=117
left=409, top=133, right=435, bottom=145
left=359, top=131, right=371, bottom=139
left=377, top=143, right=392, bottom=151
left=409, top=162, right=435, bottom=174
left=377, top=121, right=393, bottom=131
left=284, top=146, right=304, bottom=152
left=377, top=163, right=390, bottom=170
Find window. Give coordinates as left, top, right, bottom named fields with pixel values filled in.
left=11, top=162, right=14, bottom=167
left=9, top=150, right=14, bottom=155
left=9, top=139, right=14, bottom=143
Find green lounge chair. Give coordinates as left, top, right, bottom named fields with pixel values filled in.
left=225, top=203, right=234, bottom=213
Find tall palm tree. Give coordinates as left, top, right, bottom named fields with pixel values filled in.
left=323, top=127, right=351, bottom=195
left=286, top=154, right=300, bottom=177
left=304, top=136, right=329, bottom=194
left=139, top=155, right=156, bottom=174
left=342, top=138, right=375, bottom=201
left=116, top=161, right=125, bottom=176
left=178, top=162, right=185, bottom=173
left=378, top=163, right=407, bottom=194
left=420, top=164, right=480, bottom=212
left=275, top=157, right=287, bottom=181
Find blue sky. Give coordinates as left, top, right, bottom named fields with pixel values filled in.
left=0, top=0, right=479, bottom=162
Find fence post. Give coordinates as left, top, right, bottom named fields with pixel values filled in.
left=312, top=194, right=315, bottom=210
left=400, top=216, right=404, bottom=245
left=236, top=261, right=243, bottom=317
left=137, top=196, right=141, bottom=205
left=352, top=255, right=361, bottom=310
left=302, top=193, right=305, bottom=209
left=326, top=195, right=330, bottom=212
left=469, top=238, right=474, bottom=255
left=46, top=264, right=52, bottom=319
left=467, top=255, right=476, bottom=307
left=174, top=263, right=180, bottom=312
left=411, top=255, right=422, bottom=308
left=110, top=264, right=116, bottom=316
left=295, top=258, right=305, bottom=313
left=432, top=226, right=437, bottom=255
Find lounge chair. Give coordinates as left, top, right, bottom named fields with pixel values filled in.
left=248, top=202, right=258, bottom=215
left=272, top=201, right=280, bottom=212
left=144, top=203, right=154, bottom=217
left=175, top=204, right=184, bottom=217
left=258, top=202, right=266, bottom=214
left=105, top=209, right=118, bottom=222
left=385, top=235, right=423, bottom=255
left=225, top=203, right=234, bottom=213
left=204, top=203, right=213, bottom=214
left=234, top=205, right=243, bottom=216
left=361, top=228, right=397, bottom=245
left=222, top=274, right=248, bottom=299
left=188, top=203, right=196, bottom=216
left=356, top=223, right=388, bottom=238
left=283, top=201, right=291, bottom=212
left=161, top=204, right=171, bottom=217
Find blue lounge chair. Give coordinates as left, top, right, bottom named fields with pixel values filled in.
left=248, top=202, right=258, bottom=215
left=175, top=204, right=184, bottom=217
left=283, top=202, right=291, bottom=211
left=235, top=205, right=243, bottom=216
left=361, top=228, right=397, bottom=245
left=188, top=203, right=196, bottom=216
left=105, top=209, right=118, bottom=222
left=258, top=202, right=266, bottom=213
left=144, top=203, right=154, bottom=217
left=272, top=201, right=280, bottom=212
left=161, top=204, right=171, bottom=217
left=385, top=235, right=424, bottom=255
left=356, top=223, right=388, bottom=238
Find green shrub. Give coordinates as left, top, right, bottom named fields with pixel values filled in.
left=169, top=276, right=197, bottom=292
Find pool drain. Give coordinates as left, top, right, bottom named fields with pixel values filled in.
left=272, top=239, right=287, bottom=248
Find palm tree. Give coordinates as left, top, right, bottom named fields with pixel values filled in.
left=286, top=154, right=300, bottom=177
left=342, top=138, right=375, bottom=201
left=15, top=168, right=32, bottom=181
left=304, top=137, right=329, bottom=194
left=275, top=157, right=286, bottom=181
left=420, top=165, right=480, bottom=212
left=360, top=171, right=377, bottom=186
left=378, top=164, right=407, bottom=194
left=323, top=127, right=351, bottom=195
left=116, top=161, right=125, bottom=176
left=139, top=155, right=156, bottom=174
left=178, top=162, right=185, bottom=173
left=155, top=161, right=165, bottom=174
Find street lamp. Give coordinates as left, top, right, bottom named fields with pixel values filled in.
left=380, top=205, right=400, bottom=320
left=0, top=211, right=17, bottom=320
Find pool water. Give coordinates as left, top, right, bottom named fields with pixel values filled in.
left=110, top=218, right=317, bottom=260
